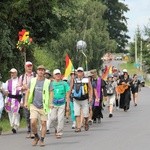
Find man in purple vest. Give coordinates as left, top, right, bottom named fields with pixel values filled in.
left=4, top=68, right=22, bottom=133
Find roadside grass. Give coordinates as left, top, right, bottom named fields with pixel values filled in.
left=0, top=111, right=26, bottom=133
left=120, top=62, right=150, bottom=86
left=120, top=62, right=143, bottom=76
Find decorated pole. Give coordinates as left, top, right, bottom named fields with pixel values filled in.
left=16, top=29, right=32, bottom=63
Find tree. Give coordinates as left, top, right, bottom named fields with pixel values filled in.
left=101, top=0, right=130, bottom=52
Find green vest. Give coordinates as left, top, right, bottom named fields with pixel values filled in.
left=28, top=77, right=50, bottom=114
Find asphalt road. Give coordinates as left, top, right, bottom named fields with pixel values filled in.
left=0, top=86, right=150, bottom=150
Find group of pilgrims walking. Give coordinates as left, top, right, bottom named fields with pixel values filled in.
left=0, top=61, right=142, bottom=146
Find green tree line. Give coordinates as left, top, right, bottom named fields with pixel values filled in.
left=0, top=0, right=129, bottom=80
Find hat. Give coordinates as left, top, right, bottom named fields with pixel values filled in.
left=45, top=69, right=51, bottom=75
left=85, top=71, right=93, bottom=77
left=77, top=67, right=84, bottom=72
left=9, top=68, right=17, bottom=73
left=37, top=65, right=46, bottom=70
left=113, top=73, right=118, bottom=77
left=25, top=61, right=32, bottom=66
left=53, top=69, right=61, bottom=75
left=107, top=74, right=113, bottom=78
left=90, top=69, right=97, bottom=74
left=123, top=69, right=128, bottom=73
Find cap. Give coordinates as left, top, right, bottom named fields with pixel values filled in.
left=9, top=68, right=17, bottom=73
left=25, top=61, right=32, bottom=66
left=113, top=73, right=118, bottom=77
left=45, top=69, right=51, bottom=75
left=77, top=67, right=84, bottom=72
left=90, top=69, right=97, bottom=74
left=123, top=69, right=127, bottom=72
left=37, top=65, right=46, bottom=70
left=53, top=69, right=61, bottom=75
left=107, top=74, right=113, bottom=78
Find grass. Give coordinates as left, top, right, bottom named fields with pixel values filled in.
left=120, top=62, right=143, bottom=76
left=120, top=62, right=150, bottom=86
left=0, top=112, right=26, bottom=133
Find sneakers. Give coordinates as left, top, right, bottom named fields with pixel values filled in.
left=46, top=130, right=50, bottom=134
left=109, top=114, right=113, bottom=118
left=88, top=119, right=93, bottom=125
left=39, top=140, right=45, bottom=147
left=12, top=128, right=17, bottom=134
left=66, top=118, right=69, bottom=123
left=26, top=132, right=35, bottom=138
left=72, top=121, right=76, bottom=129
left=32, top=137, right=39, bottom=146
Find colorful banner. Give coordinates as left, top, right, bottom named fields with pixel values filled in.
left=64, top=54, right=74, bottom=78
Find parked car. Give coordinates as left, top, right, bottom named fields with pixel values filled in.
left=137, top=75, right=145, bottom=87
left=115, top=56, right=122, bottom=61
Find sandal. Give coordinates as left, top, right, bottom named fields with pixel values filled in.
left=84, top=124, right=89, bottom=131
left=75, top=128, right=81, bottom=132
left=56, top=134, right=61, bottom=139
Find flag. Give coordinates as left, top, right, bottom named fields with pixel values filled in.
left=64, top=54, right=74, bottom=78
left=102, top=65, right=112, bottom=81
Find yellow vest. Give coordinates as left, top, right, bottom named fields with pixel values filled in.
left=28, top=77, right=50, bottom=114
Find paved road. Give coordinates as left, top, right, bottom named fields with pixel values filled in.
left=0, top=86, right=150, bottom=150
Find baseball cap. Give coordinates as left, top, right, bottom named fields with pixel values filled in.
left=37, top=65, right=46, bottom=70
left=53, top=69, right=61, bottom=75
left=45, top=69, right=51, bottom=75
left=107, top=74, right=113, bottom=78
left=77, top=67, right=84, bottom=72
left=113, top=73, right=118, bottom=77
left=9, top=68, right=17, bottom=73
left=123, top=69, right=128, bottom=73
left=90, top=69, right=97, bottom=74
left=25, top=61, right=32, bottom=66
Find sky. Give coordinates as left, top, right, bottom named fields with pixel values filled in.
left=122, top=0, right=150, bottom=41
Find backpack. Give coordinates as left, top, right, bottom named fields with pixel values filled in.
left=73, top=78, right=88, bottom=100
left=106, top=82, right=115, bottom=95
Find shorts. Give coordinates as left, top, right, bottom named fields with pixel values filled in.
left=30, top=104, right=48, bottom=121
left=74, top=99, right=89, bottom=118
left=107, top=94, right=115, bottom=106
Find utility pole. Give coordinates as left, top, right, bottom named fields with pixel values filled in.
left=135, top=34, right=138, bottom=65
left=140, top=40, right=143, bottom=71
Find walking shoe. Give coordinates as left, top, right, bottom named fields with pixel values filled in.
left=84, top=123, right=89, bottom=131
left=134, top=103, right=137, bottom=106
left=32, top=137, right=39, bottom=146
left=46, top=130, right=50, bottom=134
left=98, top=118, right=101, bottom=124
left=12, top=128, right=17, bottom=134
left=88, top=119, right=93, bottom=125
left=93, top=118, right=96, bottom=123
left=72, top=122, right=76, bottom=129
left=75, top=128, right=81, bottom=132
left=39, top=140, right=45, bottom=147
left=66, top=118, right=69, bottom=123
left=30, top=133, right=35, bottom=139
left=109, top=114, right=113, bottom=118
